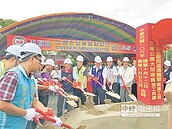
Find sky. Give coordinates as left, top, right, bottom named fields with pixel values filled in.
left=1, top=0, right=172, bottom=28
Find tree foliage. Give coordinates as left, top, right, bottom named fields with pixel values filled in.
left=0, top=18, right=17, bottom=28
left=163, top=47, right=172, bottom=61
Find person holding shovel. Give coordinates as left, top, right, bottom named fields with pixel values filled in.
left=89, top=56, right=105, bottom=105
left=103, top=56, right=119, bottom=103
left=57, top=58, right=78, bottom=117
left=73, top=55, right=88, bottom=105
left=0, top=43, right=62, bottom=129
left=39, top=59, right=55, bottom=107
left=118, top=57, right=134, bottom=102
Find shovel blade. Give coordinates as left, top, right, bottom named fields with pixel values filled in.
left=66, top=100, right=77, bottom=107
left=128, top=94, right=137, bottom=101
left=106, top=91, right=121, bottom=99
left=66, top=95, right=79, bottom=101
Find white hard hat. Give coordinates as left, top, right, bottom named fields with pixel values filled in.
left=46, top=59, right=55, bottom=66
left=164, top=60, right=171, bottom=66
left=76, top=55, right=84, bottom=61
left=20, top=43, right=42, bottom=56
left=123, top=57, right=129, bottom=62
left=5, top=45, right=22, bottom=58
left=64, top=58, right=72, bottom=64
left=94, top=56, right=102, bottom=63
left=106, top=56, right=113, bottom=62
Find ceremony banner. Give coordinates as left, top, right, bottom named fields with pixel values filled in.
left=7, top=34, right=136, bottom=54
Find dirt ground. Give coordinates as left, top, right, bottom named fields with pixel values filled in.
left=39, top=94, right=168, bottom=129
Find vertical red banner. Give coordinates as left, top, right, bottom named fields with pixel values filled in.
left=136, top=24, right=164, bottom=105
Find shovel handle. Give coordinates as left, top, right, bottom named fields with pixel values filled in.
left=61, top=123, right=72, bottom=129
left=118, top=75, right=129, bottom=91
left=97, top=81, right=108, bottom=91
left=64, top=77, right=81, bottom=89
left=35, top=109, right=56, bottom=123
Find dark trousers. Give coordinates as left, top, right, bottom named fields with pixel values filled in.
left=73, top=88, right=86, bottom=105
left=132, top=83, right=137, bottom=98
left=39, top=95, right=49, bottom=107
left=57, top=91, right=73, bottom=117
left=92, top=86, right=105, bottom=105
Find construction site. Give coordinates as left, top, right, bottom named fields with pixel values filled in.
left=43, top=94, right=168, bottom=129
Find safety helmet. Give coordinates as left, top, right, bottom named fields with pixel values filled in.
left=94, top=56, right=102, bottom=63
left=64, top=58, right=72, bottom=64
left=46, top=59, right=55, bottom=66
left=123, top=57, right=129, bottom=62
left=20, top=43, right=42, bottom=56
left=5, top=45, right=22, bottom=58
left=164, top=60, right=171, bottom=66
left=76, top=55, right=84, bottom=61
left=106, top=56, right=113, bottom=62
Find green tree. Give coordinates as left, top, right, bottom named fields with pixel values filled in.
left=164, top=47, right=172, bottom=61
left=0, top=18, right=17, bottom=28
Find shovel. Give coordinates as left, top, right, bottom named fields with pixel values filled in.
left=63, top=77, right=96, bottom=97
left=37, top=79, right=78, bottom=107
left=93, top=77, right=121, bottom=99
left=106, top=82, right=121, bottom=100
left=34, top=109, right=73, bottom=129
left=53, top=88, right=79, bottom=108
left=118, top=75, right=137, bottom=101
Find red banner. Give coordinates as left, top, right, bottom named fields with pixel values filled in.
left=7, top=35, right=136, bottom=54
left=7, top=35, right=56, bottom=50
left=136, top=24, right=164, bottom=105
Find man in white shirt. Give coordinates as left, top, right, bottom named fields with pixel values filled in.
left=102, top=56, right=119, bottom=102
left=118, top=57, right=134, bottom=102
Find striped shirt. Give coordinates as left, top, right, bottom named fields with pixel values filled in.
left=0, top=71, right=18, bottom=101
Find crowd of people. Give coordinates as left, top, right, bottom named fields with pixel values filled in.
left=2, top=43, right=172, bottom=129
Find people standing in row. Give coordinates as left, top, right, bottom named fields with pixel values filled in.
left=0, top=45, right=21, bottom=77
left=57, top=58, right=78, bottom=117
left=118, top=57, right=134, bottom=102
left=89, top=56, right=105, bottom=105
left=73, top=55, right=88, bottom=105
left=102, top=56, right=119, bottom=103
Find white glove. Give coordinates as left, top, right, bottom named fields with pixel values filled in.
left=48, top=86, right=55, bottom=91
left=23, top=108, right=39, bottom=121
left=102, top=84, right=106, bottom=90
left=42, top=78, right=47, bottom=81
left=52, top=116, right=62, bottom=126
left=109, top=85, right=112, bottom=90
left=55, top=85, right=59, bottom=90
left=53, top=80, right=58, bottom=84
left=62, top=76, right=66, bottom=80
